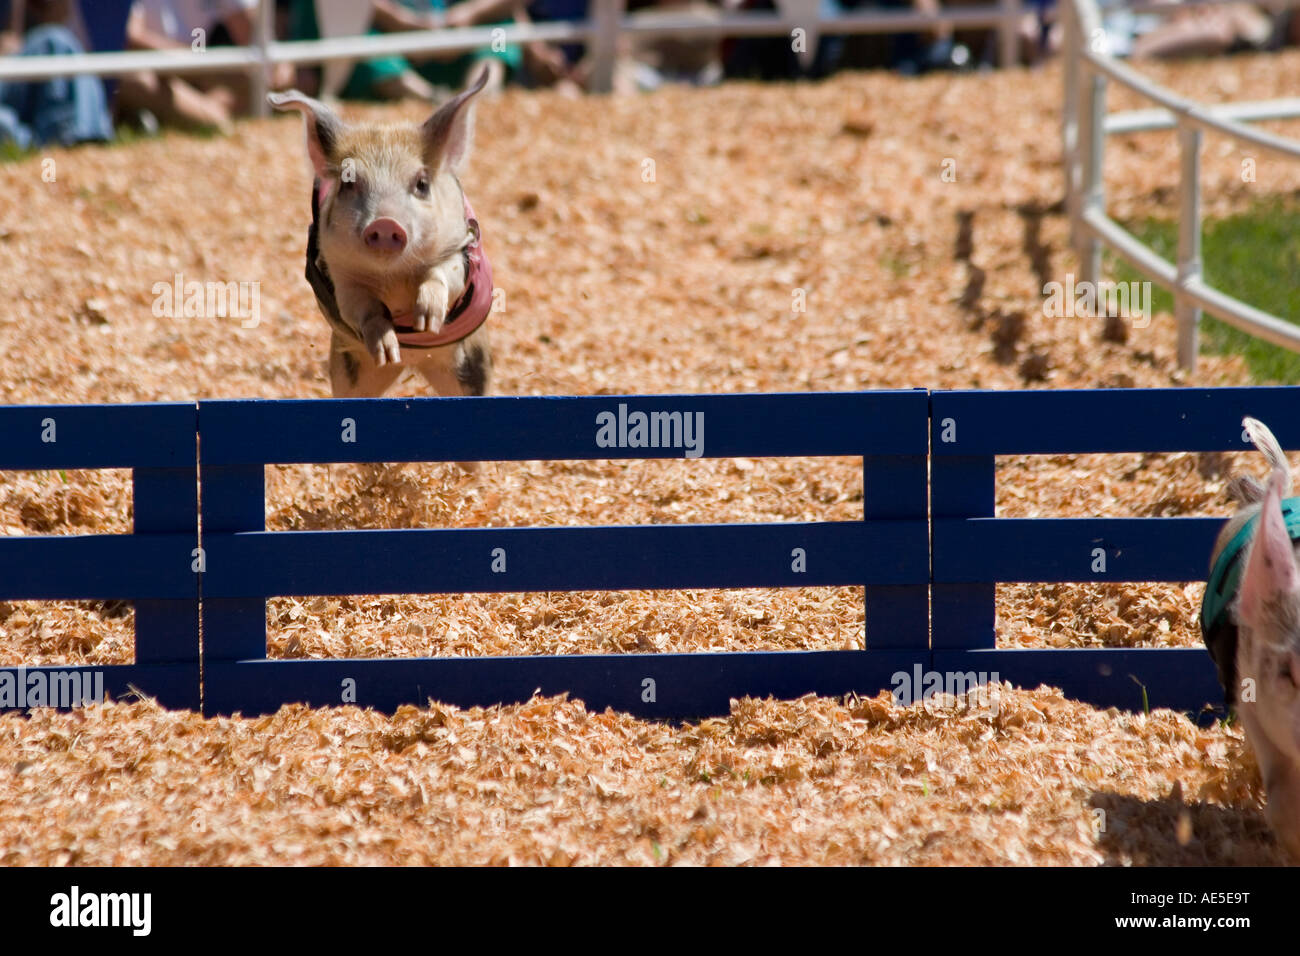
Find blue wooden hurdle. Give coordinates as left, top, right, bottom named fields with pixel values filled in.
left=197, top=392, right=931, bottom=717
left=0, top=403, right=200, bottom=711
left=930, top=387, right=1300, bottom=717
left=2, top=386, right=1295, bottom=719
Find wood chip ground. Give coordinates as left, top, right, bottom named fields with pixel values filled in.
left=0, top=54, right=1296, bottom=864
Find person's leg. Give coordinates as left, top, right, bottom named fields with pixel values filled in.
left=187, top=22, right=257, bottom=116
left=115, top=71, right=234, bottom=134
left=15, top=24, right=114, bottom=146
left=0, top=106, right=33, bottom=149
left=190, top=68, right=258, bottom=115
left=372, top=69, right=440, bottom=101
left=1131, top=9, right=1237, bottom=59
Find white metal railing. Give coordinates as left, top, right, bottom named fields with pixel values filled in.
left=1062, top=0, right=1300, bottom=371
left=0, top=0, right=1027, bottom=99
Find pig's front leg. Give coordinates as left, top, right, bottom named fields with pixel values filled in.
left=410, top=257, right=466, bottom=333
left=361, top=311, right=401, bottom=367
left=337, top=283, right=401, bottom=366
left=411, top=276, right=451, bottom=334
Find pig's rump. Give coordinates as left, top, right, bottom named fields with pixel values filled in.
left=1202, top=497, right=1300, bottom=710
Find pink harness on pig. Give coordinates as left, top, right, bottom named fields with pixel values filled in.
left=388, top=196, right=494, bottom=349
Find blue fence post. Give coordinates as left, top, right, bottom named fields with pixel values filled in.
left=930, top=397, right=996, bottom=651
left=863, top=450, right=929, bottom=651
left=199, top=451, right=267, bottom=716
left=131, top=458, right=201, bottom=710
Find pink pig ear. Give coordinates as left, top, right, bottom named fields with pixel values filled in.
left=267, top=90, right=344, bottom=180
left=1239, top=466, right=1300, bottom=628
left=421, top=65, right=489, bottom=173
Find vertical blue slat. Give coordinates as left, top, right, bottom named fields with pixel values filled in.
left=199, top=463, right=266, bottom=670
left=132, top=466, right=199, bottom=671
left=863, top=454, right=928, bottom=649
left=130, top=411, right=201, bottom=711
left=931, top=453, right=996, bottom=651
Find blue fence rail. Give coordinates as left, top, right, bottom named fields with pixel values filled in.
left=198, top=393, right=931, bottom=717
left=0, top=403, right=199, bottom=711
left=1, top=387, right=1291, bottom=719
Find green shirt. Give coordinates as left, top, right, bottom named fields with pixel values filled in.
left=288, top=0, right=520, bottom=100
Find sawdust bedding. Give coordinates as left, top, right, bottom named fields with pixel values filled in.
left=1, top=52, right=1299, bottom=864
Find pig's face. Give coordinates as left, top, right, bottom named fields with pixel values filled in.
left=316, top=125, right=470, bottom=286
left=270, top=69, right=487, bottom=292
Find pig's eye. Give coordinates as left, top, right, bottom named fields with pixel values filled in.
left=413, top=174, right=431, bottom=198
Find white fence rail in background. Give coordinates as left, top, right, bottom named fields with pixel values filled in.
left=1062, top=0, right=1300, bottom=372
left=0, top=0, right=1025, bottom=97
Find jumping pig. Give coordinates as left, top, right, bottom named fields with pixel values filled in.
left=268, top=68, right=493, bottom=398
left=1203, top=416, right=1300, bottom=859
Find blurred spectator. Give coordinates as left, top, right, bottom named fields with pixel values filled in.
left=721, top=0, right=971, bottom=78
left=875, top=0, right=973, bottom=73
left=1271, top=0, right=1300, bottom=49
left=522, top=0, right=725, bottom=93
left=79, top=0, right=134, bottom=56
left=617, top=0, right=722, bottom=89
left=1018, top=0, right=1055, bottom=65
left=0, top=0, right=114, bottom=148
left=1130, top=1, right=1273, bottom=58
left=288, top=0, right=526, bottom=101
left=513, top=0, right=586, bottom=93
left=720, top=0, right=839, bottom=79
left=522, top=0, right=586, bottom=89
left=116, top=0, right=294, bottom=134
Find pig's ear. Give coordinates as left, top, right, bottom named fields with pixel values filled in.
left=421, top=65, right=489, bottom=173
left=1245, top=416, right=1294, bottom=496
left=1239, top=467, right=1300, bottom=629
left=267, top=90, right=344, bottom=179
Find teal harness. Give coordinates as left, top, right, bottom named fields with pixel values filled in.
left=1201, top=495, right=1300, bottom=636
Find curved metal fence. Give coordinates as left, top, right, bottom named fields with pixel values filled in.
left=1062, top=0, right=1300, bottom=371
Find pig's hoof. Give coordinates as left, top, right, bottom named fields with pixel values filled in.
left=366, top=326, right=401, bottom=366
left=413, top=285, right=449, bottom=333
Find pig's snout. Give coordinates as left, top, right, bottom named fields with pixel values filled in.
left=364, top=218, right=408, bottom=254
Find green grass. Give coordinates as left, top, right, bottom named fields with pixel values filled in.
left=0, top=139, right=28, bottom=163
left=0, top=118, right=227, bottom=166
left=1109, top=196, right=1300, bottom=383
